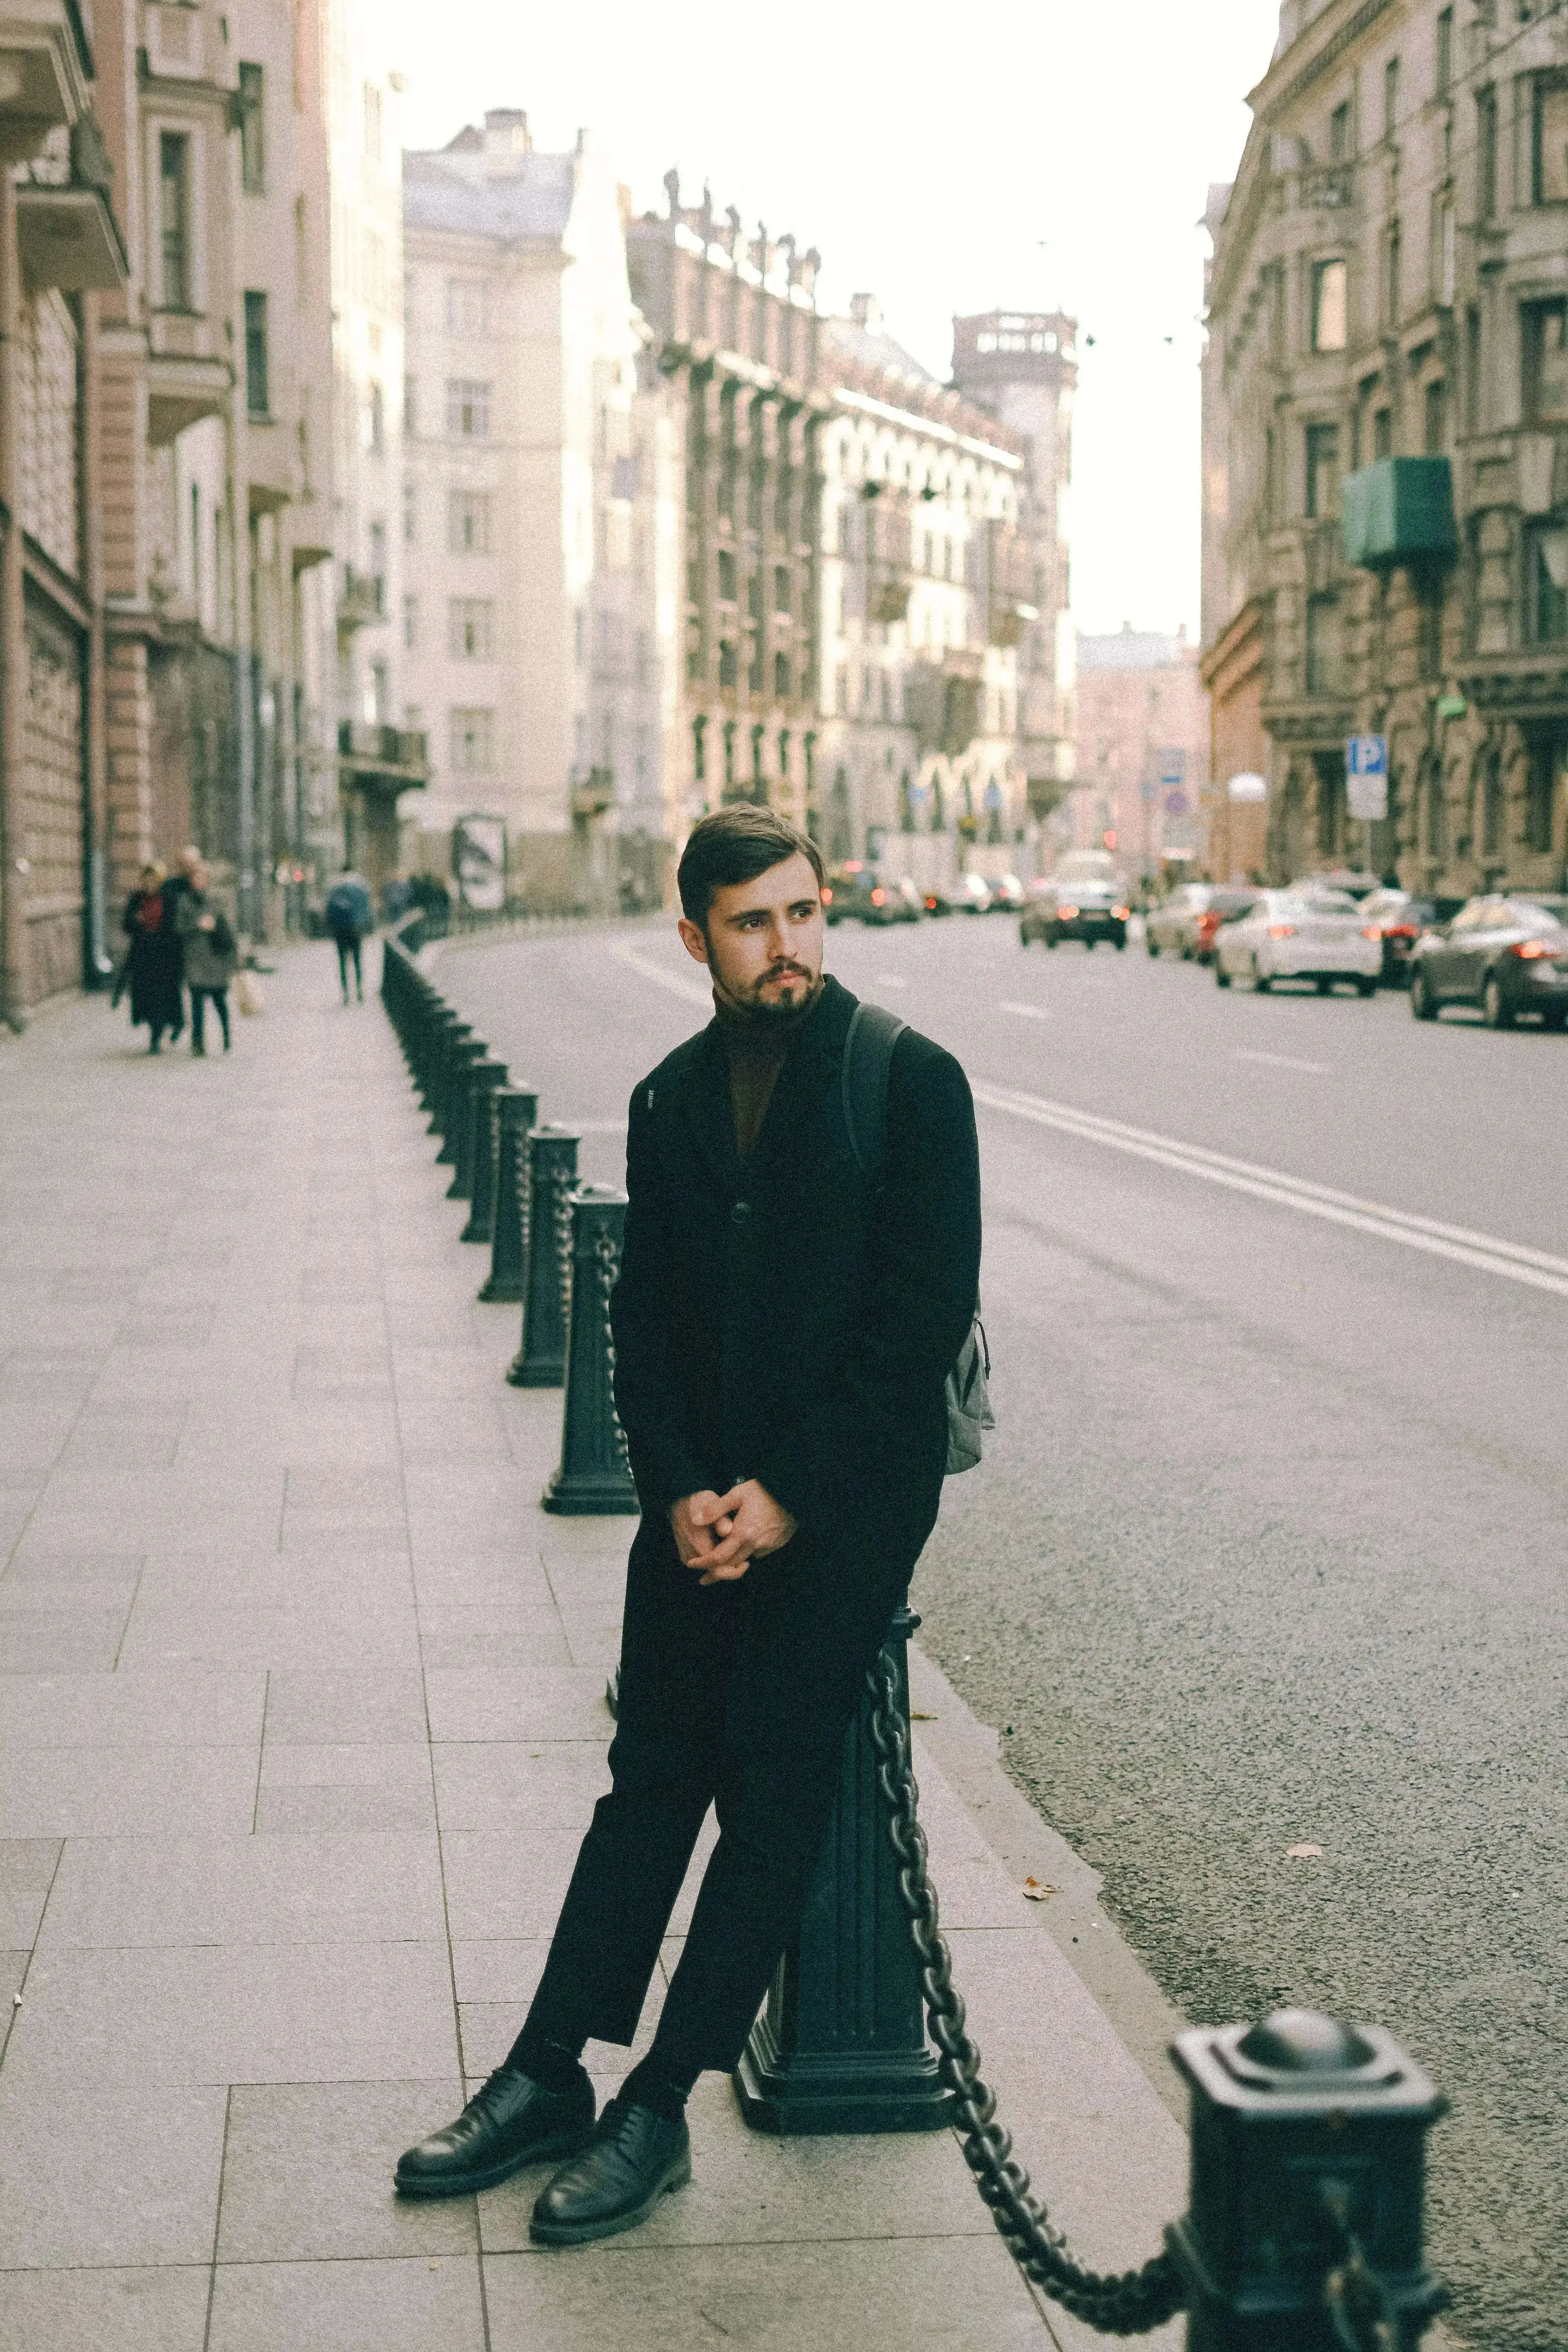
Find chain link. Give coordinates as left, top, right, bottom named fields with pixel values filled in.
left=592, top=1227, right=631, bottom=1474
left=514, top=1128, right=533, bottom=1261
left=1321, top=2184, right=1402, bottom=2352
left=551, top=1163, right=574, bottom=1318
left=864, top=1646, right=1183, bottom=2337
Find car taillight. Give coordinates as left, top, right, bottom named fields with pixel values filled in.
left=1361, top=927, right=1382, bottom=940
left=870, top=887, right=886, bottom=905
left=1510, top=939, right=1553, bottom=959
left=1267, top=924, right=1296, bottom=939
left=924, top=894, right=937, bottom=909
left=1112, top=906, right=1130, bottom=920
left=1057, top=904, right=1079, bottom=919
left=1385, top=923, right=1417, bottom=938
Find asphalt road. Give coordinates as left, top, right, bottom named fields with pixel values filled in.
left=437, top=911, right=1568, bottom=2352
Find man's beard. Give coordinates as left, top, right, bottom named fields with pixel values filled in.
left=714, top=964, right=823, bottom=1032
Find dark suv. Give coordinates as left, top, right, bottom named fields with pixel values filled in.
left=1408, top=893, right=1568, bottom=1028
left=822, top=863, right=920, bottom=926
left=1020, top=868, right=1131, bottom=950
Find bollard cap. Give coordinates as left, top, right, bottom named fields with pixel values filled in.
left=1174, top=2010, right=1443, bottom=2119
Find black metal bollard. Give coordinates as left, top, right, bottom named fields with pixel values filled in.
left=474, top=1086, right=537, bottom=1274
left=1168, top=2010, right=1446, bottom=2350
left=450, top=1056, right=507, bottom=1209
left=506, top=1128, right=579, bottom=1387
left=735, top=1604, right=950, bottom=2133
left=418, top=1008, right=459, bottom=1120
left=426, top=1015, right=470, bottom=1134
left=436, top=1036, right=483, bottom=1164
left=542, top=1187, right=639, bottom=1515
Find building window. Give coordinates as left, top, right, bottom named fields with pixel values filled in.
left=717, top=549, right=737, bottom=603
left=368, top=521, right=386, bottom=609
left=1373, top=406, right=1393, bottom=459
left=243, top=291, right=269, bottom=418
left=775, top=652, right=790, bottom=699
left=448, top=491, right=492, bottom=554
left=449, top=707, right=495, bottom=776
left=367, top=662, right=388, bottom=725
left=403, top=595, right=418, bottom=651
left=719, top=640, right=737, bottom=690
left=1433, top=197, right=1455, bottom=306
left=1311, top=259, right=1348, bottom=352
left=446, top=379, right=491, bottom=438
left=1526, top=523, right=1568, bottom=643
left=1384, top=220, right=1401, bottom=328
left=449, top=599, right=493, bottom=659
left=1466, top=307, right=1482, bottom=432
left=403, top=481, right=417, bottom=544
left=722, top=721, right=735, bottom=788
left=1305, top=594, right=1343, bottom=696
left=774, top=564, right=791, bottom=614
left=1329, top=101, right=1351, bottom=161
left=692, top=716, right=706, bottom=782
left=1525, top=735, right=1562, bottom=851
left=1477, top=87, right=1498, bottom=220
left=1524, top=302, right=1568, bottom=422
left=158, top=132, right=191, bottom=309
left=1435, top=9, right=1453, bottom=100
left=1383, top=56, right=1399, bottom=143
left=445, top=278, right=490, bottom=338
left=1481, top=752, right=1504, bottom=860
left=1535, top=76, right=1568, bottom=205
left=366, top=383, right=384, bottom=455
left=237, top=62, right=265, bottom=192
left=403, top=376, right=417, bottom=436
left=1423, top=379, right=1447, bottom=454
left=1304, top=423, right=1340, bottom=519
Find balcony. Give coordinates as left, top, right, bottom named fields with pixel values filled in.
left=0, top=0, right=92, bottom=165
left=16, top=113, right=125, bottom=290
left=336, top=722, right=428, bottom=795
left=336, top=566, right=385, bottom=633
left=1341, top=457, right=1458, bottom=575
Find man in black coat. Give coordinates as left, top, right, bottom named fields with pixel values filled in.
left=397, top=807, right=981, bottom=2241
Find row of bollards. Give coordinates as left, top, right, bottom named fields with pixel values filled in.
left=381, top=924, right=637, bottom=1517
left=379, top=922, right=1449, bottom=2350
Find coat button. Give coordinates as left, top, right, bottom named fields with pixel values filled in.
left=731, top=1200, right=752, bottom=1225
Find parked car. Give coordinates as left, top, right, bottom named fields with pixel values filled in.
left=1193, top=887, right=1262, bottom=964
left=1213, top=889, right=1381, bottom=993
left=987, top=874, right=1026, bottom=913
left=822, top=863, right=921, bottom=925
left=1357, top=888, right=1467, bottom=985
left=1144, top=883, right=1212, bottom=958
left=1020, top=870, right=1131, bottom=950
left=1294, top=867, right=1382, bottom=903
left=1408, top=893, right=1568, bottom=1028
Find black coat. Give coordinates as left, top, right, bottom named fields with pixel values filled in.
left=121, top=890, right=183, bottom=1033
left=610, top=973, right=981, bottom=1582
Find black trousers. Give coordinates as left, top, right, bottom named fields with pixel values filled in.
left=189, top=986, right=229, bottom=1051
left=522, top=1509, right=928, bottom=2077
left=335, top=933, right=363, bottom=998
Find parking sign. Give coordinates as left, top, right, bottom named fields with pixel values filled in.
left=1345, top=735, right=1388, bottom=821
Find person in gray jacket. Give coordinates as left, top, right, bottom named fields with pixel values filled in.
left=176, top=862, right=238, bottom=1054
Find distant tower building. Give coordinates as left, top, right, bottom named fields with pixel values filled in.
left=951, top=312, right=1078, bottom=840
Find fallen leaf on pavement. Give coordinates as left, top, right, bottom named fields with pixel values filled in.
left=910, top=1710, right=937, bottom=1720
left=1022, top=1877, right=1059, bottom=1901
left=1285, top=1842, right=1324, bottom=1858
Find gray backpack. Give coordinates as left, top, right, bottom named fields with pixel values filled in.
left=841, top=1000, right=995, bottom=1475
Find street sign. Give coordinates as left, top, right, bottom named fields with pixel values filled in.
left=1346, top=734, right=1387, bottom=777
left=1157, top=747, right=1186, bottom=786
left=1348, top=773, right=1388, bottom=820
left=1164, top=790, right=1188, bottom=817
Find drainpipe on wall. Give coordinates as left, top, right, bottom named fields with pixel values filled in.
left=0, top=178, right=27, bottom=1030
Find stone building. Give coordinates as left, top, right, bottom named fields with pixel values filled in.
left=1203, top=0, right=1568, bottom=896
left=1073, top=626, right=1210, bottom=882
left=403, top=111, right=674, bottom=910
left=628, top=180, right=1032, bottom=886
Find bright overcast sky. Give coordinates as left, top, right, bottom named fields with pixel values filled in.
left=383, top=0, right=1283, bottom=639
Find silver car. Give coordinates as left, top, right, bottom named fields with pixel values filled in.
left=1214, top=890, right=1381, bottom=994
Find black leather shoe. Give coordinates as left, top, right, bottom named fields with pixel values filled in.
left=394, top=2067, right=594, bottom=2199
left=529, top=2097, right=691, bottom=2244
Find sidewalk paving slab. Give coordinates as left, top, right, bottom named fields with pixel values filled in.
left=0, top=949, right=1189, bottom=2351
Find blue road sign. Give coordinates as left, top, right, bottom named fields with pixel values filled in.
left=1347, top=734, right=1387, bottom=778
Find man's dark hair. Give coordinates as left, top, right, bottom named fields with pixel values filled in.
left=677, top=806, right=824, bottom=928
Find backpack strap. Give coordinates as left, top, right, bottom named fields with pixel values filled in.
left=841, top=1000, right=908, bottom=1185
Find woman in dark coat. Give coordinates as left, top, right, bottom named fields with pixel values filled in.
left=120, top=864, right=184, bottom=1053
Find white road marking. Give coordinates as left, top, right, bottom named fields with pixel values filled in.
left=999, top=1001, right=1052, bottom=1020
left=973, top=1080, right=1568, bottom=1301
left=607, top=940, right=713, bottom=1008
left=1232, top=1050, right=1332, bottom=1074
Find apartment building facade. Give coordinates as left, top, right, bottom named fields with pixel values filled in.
left=1073, top=626, right=1211, bottom=881
left=1203, top=0, right=1568, bottom=895
left=402, top=111, right=672, bottom=911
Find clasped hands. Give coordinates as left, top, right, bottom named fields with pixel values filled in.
left=670, top=1481, right=797, bottom=1585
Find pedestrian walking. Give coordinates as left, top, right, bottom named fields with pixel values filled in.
left=118, top=862, right=184, bottom=1053
left=324, top=864, right=373, bottom=1002
left=396, top=806, right=982, bottom=2243
left=176, top=862, right=238, bottom=1054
